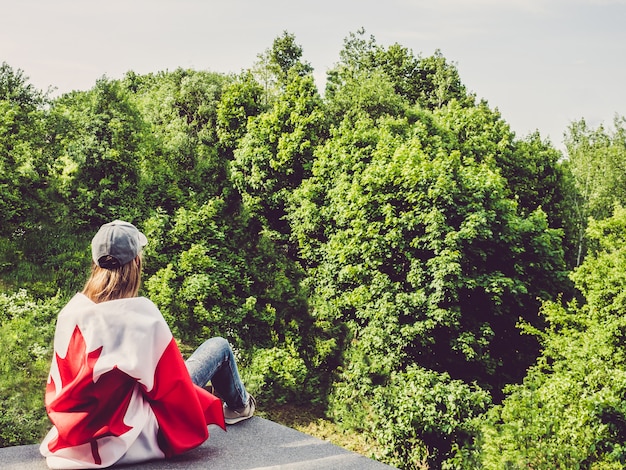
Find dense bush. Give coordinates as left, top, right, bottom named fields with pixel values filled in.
left=331, top=364, right=491, bottom=468
left=0, top=290, right=64, bottom=446
left=474, top=206, right=626, bottom=468
left=141, top=201, right=317, bottom=404
left=288, top=109, right=569, bottom=465
left=243, top=344, right=310, bottom=405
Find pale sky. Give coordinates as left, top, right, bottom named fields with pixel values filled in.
left=2, top=0, right=625, bottom=152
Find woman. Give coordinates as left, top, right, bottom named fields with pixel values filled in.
left=40, top=220, right=255, bottom=469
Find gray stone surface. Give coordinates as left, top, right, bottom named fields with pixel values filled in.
left=0, top=417, right=396, bottom=469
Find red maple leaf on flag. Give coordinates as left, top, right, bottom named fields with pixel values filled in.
left=46, top=325, right=135, bottom=464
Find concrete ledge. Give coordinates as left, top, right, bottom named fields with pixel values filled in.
left=0, top=417, right=396, bottom=469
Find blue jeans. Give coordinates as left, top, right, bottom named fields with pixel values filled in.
left=185, top=336, right=249, bottom=410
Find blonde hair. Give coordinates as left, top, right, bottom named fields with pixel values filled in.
left=82, top=255, right=143, bottom=303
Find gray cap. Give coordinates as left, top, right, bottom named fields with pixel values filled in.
left=91, top=220, right=148, bottom=269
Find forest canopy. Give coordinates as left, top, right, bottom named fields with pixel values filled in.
left=1, top=30, right=626, bottom=469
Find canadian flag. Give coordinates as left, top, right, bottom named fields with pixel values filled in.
left=40, top=293, right=225, bottom=469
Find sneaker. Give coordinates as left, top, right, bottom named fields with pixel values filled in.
left=223, top=395, right=256, bottom=425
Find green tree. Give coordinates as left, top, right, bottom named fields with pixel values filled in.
left=475, top=205, right=626, bottom=469
left=564, top=116, right=626, bottom=265
left=289, top=112, right=568, bottom=466
left=325, top=68, right=409, bottom=126
left=411, top=50, right=470, bottom=110
left=436, top=102, right=577, bottom=268
left=266, top=30, right=313, bottom=85
left=326, top=29, right=471, bottom=119
left=512, top=132, right=578, bottom=268
left=51, top=78, right=145, bottom=226
left=0, top=64, right=86, bottom=294
left=325, top=29, right=408, bottom=125
left=0, top=63, right=52, bottom=235
left=252, top=31, right=313, bottom=106
left=141, top=201, right=317, bottom=404
left=216, top=71, right=265, bottom=156
left=231, top=70, right=327, bottom=238
left=128, top=69, right=230, bottom=213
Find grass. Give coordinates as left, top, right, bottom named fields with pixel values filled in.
left=258, top=403, right=384, bottom=462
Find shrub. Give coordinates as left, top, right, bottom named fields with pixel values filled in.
left=473, top=207, right=626, bottom=468
left=330, top=363, right=491, bottom=469
left=0, top=290, right=63, bottom=447
left=244, top=343, right=310, bottom=404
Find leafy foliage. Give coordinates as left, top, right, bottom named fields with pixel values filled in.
left=51, top=79, right=145, bottom=226
left=326, top=29, right=472, bottom=117
left=231, top=70, right=327, bottom=236
left=475, top=206, right=626, bottom=468
left=291, top=111, right=568, bottom=389
left=128, top=68, right=231, bottom=213
left=332, top=363, right=491, bottom=469
left=216, top=71, right=265, bottom=155
left=0, top=290, right=64, bottom=447
left=0, top=63, right=54, bottom=235
left=0, top=31, right=620, bottom=470
left=564, top=116, right=626, bottom=266
left=141, top=201, right=317, bottom=404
